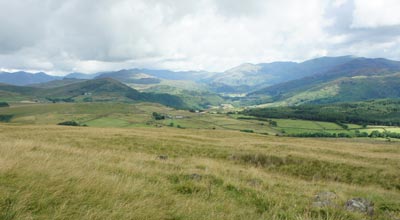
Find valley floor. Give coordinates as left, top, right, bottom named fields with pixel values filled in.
left=0, top=124, right=399, bottom=220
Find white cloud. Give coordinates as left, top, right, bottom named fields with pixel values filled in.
left=0, top=0, right=399, bottom=75
left=333, top=0, right=348, bottom=7
left=352, top=0, right=400, bottom=28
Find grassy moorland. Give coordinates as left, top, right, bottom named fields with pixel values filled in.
left=0, top=125, right=399, bottom=219
left=0, top=103, right=400, bottom=219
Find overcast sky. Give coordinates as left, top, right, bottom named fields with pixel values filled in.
left=1, top=0, right=400, bottom=75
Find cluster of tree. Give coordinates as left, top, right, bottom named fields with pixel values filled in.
left=288, top=132, right=352, bottom=138
left=243, top=99, right=400, bottom=126
left=0, top=102, right=9, bottom=107
left=369, top=130, right=400, bottom=139
left=287, top=130, right=400, bottom=139
left=46, top=97, right=74, bottom=103
left=152, top=112, right=166, bottom=120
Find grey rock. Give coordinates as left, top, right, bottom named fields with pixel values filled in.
left=312, top=191, right=337, bottom=207
left=345, top=198, right=374, bottom=216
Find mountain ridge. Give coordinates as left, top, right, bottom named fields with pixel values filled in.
left=249, top=57, right=400, bottom=106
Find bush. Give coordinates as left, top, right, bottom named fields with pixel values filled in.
left=0, top=102, right=9, bottom=107
left=0, top=115, right=13, bottom=122
left=268, top=120, right=277, bottom=127
left=240, top=129, right=254, bottom=133
left=83, top=97, right=93, bottom=102
left=337, top=133, right=352, bottom=138
left=57, top=121, right=80, bottom=126
left=354, top=130, right=369, bottom=137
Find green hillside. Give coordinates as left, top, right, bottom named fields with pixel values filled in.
left=249, top=58, right=400, bottom=106
left=243, top=99, right=400, bottom=126
left=0, top=78, right=186, bottom=109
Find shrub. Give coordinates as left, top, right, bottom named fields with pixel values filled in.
left=0, top=102, right=9, bottom=107
left=57, top=121, right=80, bottom=126
left=0, top=115, right=13, bottom=122
left=83, top=97, right=93, bottom=102
left=268, top=120, right=277, bottom=127
left=337, top=133, right=352, bottom=138
left=240, top=129, right=254, bottom=133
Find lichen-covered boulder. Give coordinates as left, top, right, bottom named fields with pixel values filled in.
left=345, top=198, right=374, bottom=216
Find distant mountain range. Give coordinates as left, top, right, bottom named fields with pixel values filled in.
left=0, top=71, right=61, bottom=86
left=1, top=56, right=400, bottom=107
left=209, top=56, right=356, bottom=93
left=64, top=72, right=102, bottom=79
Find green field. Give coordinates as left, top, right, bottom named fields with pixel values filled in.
left=1, top=103, right=399, bottom=139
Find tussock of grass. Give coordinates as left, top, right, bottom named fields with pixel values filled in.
left=232, top=153, right=400, bottom=190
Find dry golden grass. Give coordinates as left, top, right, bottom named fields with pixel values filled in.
left=0, top=124, right=399, bottom=220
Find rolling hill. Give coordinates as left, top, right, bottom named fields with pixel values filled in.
left=94, top=69, right=225, bottom=109
left=0, top=78, right=186, bottom=108
left=249, top=57, right=400, bottom=106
